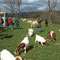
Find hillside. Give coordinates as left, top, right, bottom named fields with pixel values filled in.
left=0, top=19, right=60, bottom=60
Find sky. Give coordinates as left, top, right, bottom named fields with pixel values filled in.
left=0, top=0, right=60, bottom=13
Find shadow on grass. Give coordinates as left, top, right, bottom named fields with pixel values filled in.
left=41, top=30, right=45, bottom=32
left=0, top=34, right=13, bottom=40
left=19, top=45, right=33, bottom=55
left=0, top=28, right=5, bottom=32
left=27, top=45, right=33, bottom=52
left=14, top=27, right=23, bottom=30
left=5, top=35, right=13, bottom=38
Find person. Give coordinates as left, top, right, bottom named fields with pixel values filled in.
left=37, top=17, right=42, bottom=32
left=0, top=16, right=4, bottom=31
left=44, top=20, right=48, bottom=27
left=15, top=16, right=20, bottom=29
left=8, top=17, right=13, bottom=30
left=12, top=17, right=15, bottom=26
left=12, top=17, right=15, bottom=21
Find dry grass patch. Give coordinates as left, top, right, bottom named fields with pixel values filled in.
left=55, top=43, right=60, bottom=45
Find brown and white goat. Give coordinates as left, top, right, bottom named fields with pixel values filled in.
left=14, top=36, right=29, bottom=55
left=47, top=31, right=56, bottom=42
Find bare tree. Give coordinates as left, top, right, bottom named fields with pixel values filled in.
left=46, top=0, right=57, bottom=23
left=4, top=0, right=15, bottom=14
left=15, top=0, right=22, bottom=17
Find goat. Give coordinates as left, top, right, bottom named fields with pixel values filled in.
left=59, top=29, right=60, bottom=32
left=47, top=31, right=56, bottom=42
left=28, top=28, right=34, bottom=37
left=27, top=20, right=32, bottom=23
left=35, top=34, right=49, bottom=46
left=14, top=35, right=29, bottom=55
left=21, top=18, right=27, bottom=22
left=0, top=49, right=22, bottom=60
left=31, top=21, right=38, bottom=28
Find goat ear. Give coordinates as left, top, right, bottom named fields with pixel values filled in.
left=16, top=57, right=20, bottom=60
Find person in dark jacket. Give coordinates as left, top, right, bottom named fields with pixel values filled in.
left=15, top=16, right=20, bottom=29
left=44, top=20, right=48, bottom=27
left=8, top=17, right=13, bottom=30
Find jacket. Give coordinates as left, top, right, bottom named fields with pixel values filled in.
left=8, top=19, right=13, bottom=24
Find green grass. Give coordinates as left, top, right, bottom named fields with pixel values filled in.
left=0, top=20, right=60, bottom=60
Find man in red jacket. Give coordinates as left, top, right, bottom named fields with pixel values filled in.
left=8, top=17, right=13, bottom=30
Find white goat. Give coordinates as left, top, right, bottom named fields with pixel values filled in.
left=31, top=21, right=38, bottom=28
left=21, top=35, right=29, bottom=47
left=59, top=29, right=60, bottom=32
left=20, top=35, right=29, bottom=53
left=0, top=49, right=22, bottom=60
left=28, top=28, right=34, bottom=37
left=14, top=35, right=29, bottom=55
left=35, top=34, right=49, bottom=46
left=27, top=20, right=32, bottom=23
left=21, top=18, right=27, bottom=22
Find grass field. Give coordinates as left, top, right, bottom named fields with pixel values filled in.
left=0, top=19, right=60, bottom=60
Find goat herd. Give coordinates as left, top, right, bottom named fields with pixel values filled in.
left=0, top=18, right=57, bottom=60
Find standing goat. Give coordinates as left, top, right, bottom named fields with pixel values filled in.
left=35, top=34, right=49, bottom=46
left=31, top=21, right=38, bottom=28
left=28, top=28, right=34, bottom=37
left=0, top=49, right=22, bottom=60
left=14, top=35, right=29, bottom=55
left=27, top=20, right=32, bottom=23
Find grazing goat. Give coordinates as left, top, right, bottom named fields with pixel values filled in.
left=0, top=49, right=22, bottom=60
left=35, top=34, right=49, bottom=46
left=21, top=18, right=27, bottom=22
left=28, top=28, right=34, bottom=37
left=14, top=36, right=29, bottom=55
left=31, top=21, right=38, bottom=28
left=47, top=31, right=56, bottom=42
left=27, top=20, right=32, bottom=23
